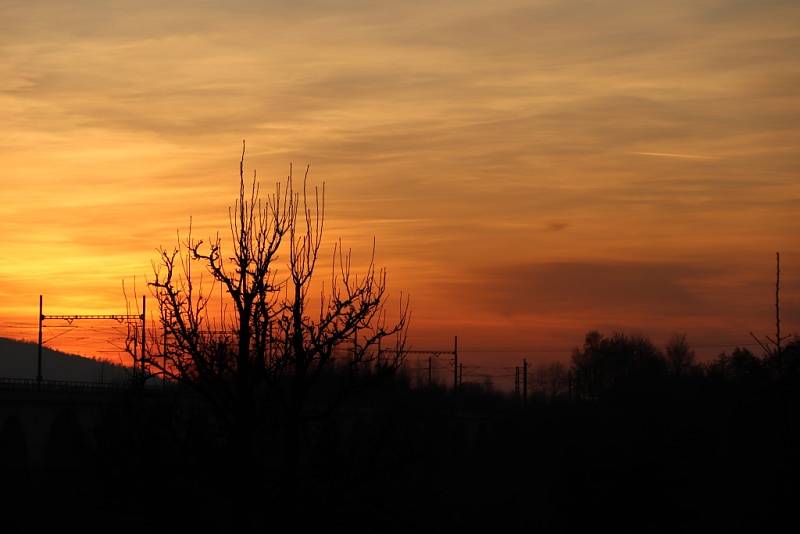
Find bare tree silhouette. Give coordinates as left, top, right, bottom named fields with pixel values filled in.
left=665, top=333, right=696, bottom=378
left=129, top=142, right=409, bottom=496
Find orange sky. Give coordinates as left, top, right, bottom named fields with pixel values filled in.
left=1, top=1, right=798, bottom=383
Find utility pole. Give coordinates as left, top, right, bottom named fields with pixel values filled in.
left=776, top=252, right=782, bottom=371
left=133, top=332, right=138, bottom=382
left=353, top=327, right=358, bottom=376
left=162, top=318, right=168, bottom=391
left=37, top=295, right=43, bottom=383
left=522, top=358, right=528, bottom=407
left=141, top=295, right=146, bottom=381
left=453, top=336, right=459, bottom=391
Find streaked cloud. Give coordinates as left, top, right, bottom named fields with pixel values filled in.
left=0, top=0, right=798, bottom=359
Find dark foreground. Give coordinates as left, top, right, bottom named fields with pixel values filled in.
left=2, top=341, right=799, bottom=533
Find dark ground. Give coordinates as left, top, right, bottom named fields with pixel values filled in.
left=2, top=340, right=799, bottom=533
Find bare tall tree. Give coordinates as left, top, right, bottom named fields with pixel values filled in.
left=134, top=142, right=409, bottom=473
left=665, top=333, right=696, bottom=378
left=749, top=252, right=790, bottom=375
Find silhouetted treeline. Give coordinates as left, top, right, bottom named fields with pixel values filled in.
left=570, top=330, right=800, bottom=398
left=2, top=332, right=799, bottom=533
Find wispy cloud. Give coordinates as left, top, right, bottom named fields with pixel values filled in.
left=0, top=0, right=798, bottom=355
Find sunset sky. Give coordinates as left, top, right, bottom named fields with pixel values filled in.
left=1, top=1, right=798, bottom=378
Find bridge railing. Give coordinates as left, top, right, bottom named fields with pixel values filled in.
left=0, top=377, right=168, bottom=394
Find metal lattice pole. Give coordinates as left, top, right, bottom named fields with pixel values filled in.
left=36, top=295, right=144, bottom=383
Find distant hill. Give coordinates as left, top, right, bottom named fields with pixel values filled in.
left=0, top=337, right=130, bottom=383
